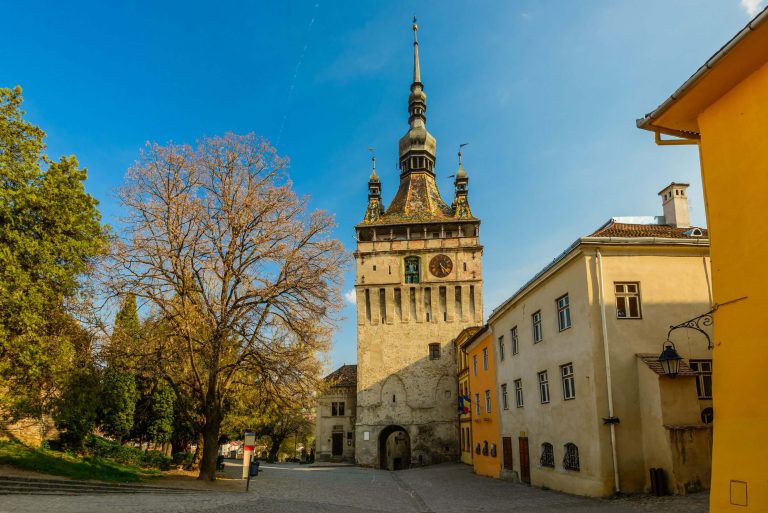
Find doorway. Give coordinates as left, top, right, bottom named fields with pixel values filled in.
left=519, top=437, right=530, bottom=484
left=502, top=437, right=514, bottom=471
left=332, top=432, right=343, bottom=457
left=378, top=425, right=410, bottom=470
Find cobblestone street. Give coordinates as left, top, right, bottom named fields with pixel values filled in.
left=0, top=462, right=708, bottom=513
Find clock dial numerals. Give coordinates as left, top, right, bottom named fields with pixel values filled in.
left=429, top=254, right=453, bottom=278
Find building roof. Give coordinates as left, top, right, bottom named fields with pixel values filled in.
left=637, top=354, right=696, bottom=377
left=589, top=220, right=708, bottom=239
left=637, top=6, right=768, bottom=138
left=323, top=364, right=357, bottom=388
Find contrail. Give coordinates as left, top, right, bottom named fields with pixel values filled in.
left=276, top=3, right=319, bottom=147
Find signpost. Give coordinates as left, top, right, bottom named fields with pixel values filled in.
left=242, top=432, right=256, bottom=480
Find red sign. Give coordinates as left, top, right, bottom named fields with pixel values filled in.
left=244, top=445, right=254, bottom=451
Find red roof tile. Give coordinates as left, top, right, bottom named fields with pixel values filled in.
left=637, top=354, right=697, bottom=377
left=323, top=364, right=357, bottom=387
left=590, top=222, right=708, bottom=239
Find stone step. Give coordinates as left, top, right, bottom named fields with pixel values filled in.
left=0, top=476, right=195, bottom=495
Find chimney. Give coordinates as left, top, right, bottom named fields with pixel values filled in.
left=658, top=183, right=690, bottom=228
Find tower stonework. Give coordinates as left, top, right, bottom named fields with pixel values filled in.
left=354, top=19, right=483, bottom=469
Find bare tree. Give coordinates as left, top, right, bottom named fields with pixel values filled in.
left=110, top=133, right=346, bottom=480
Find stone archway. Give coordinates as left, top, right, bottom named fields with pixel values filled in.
left=379, top=425, right=410, bottom=470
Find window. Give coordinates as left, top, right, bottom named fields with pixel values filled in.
left=482, top=348, right=488, bottom=370
left=538, top=371, right=550, bottom=404
left=485, top=390, right=491, bottom=413
left=439, top=286, right=447, bottom=322
left=424, top=287, right=432, bottom=322
left=514, top=379, right=524, bottom=408
left=379, top=288, right=387, bottom=322
left=690, top=360, right=713, bottom=399
left=563, top=443, right=580, bottom=471
left=404, top=256, right=420, bottom=283
left=556, top=294, right=571, bottom=331
left=532, top=311, right=543, bottom=342
left=365, top=289, right=371, bottom=322
left=469, top=285, right=476, bottom=318
left=540, top=443, right=555, bottom=468
left=428, top=343, right=441, bottom=360
left=511, top=326, right=519, bottom=355
left=475, top=393, right=480, bottom=415
left=501, top=383, right=509, bottom=410
left=615, top=282, right=641, bottom=318
left=561, top=363, right=575, bottom=400
left=331, top=401, right=345, bottom=416
left=394, top=288, right=402, bottom=320
left=473, top=355, right=478, bottom=376
left=409, top=287, right=417, bottom=320
left=498, top=335, right=505, bottom=361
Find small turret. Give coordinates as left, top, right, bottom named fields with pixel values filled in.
left=364, top=156, right=384, bottom=223
left=452, top=145, right=473, bottom=219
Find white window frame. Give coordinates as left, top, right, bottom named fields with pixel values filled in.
left=689, top=360, right=713, bottom=399
left=538, top=371, right=550, bottom=404
left=473, top=355, right=477, bottom=376
left=557, top=294, right=571, bottom=331
left=482, top=347, right=489, bottom=370
left=511, top=326, right=519, bottom=355
left=475, top=392, right=480, bottom=415
left=514, top=379, right=524, bottom=408
left=485, top=390, right=491, bottom=413
left=615, top=282, right=642, bottom=319
left=561, top=363, right=575, bottom=400
left=498, top=335, right=505, bottom=361
left=501, top=383, right=509, bottom=410
left=532, top=310, right=543, bottom=342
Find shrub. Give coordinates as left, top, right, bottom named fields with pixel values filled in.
left=172, top=452, right=193, bottom=466
left=85, top=436, right=170, bottom=470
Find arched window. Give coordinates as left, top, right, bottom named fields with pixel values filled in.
left=540, top=443, right=554, bottom=468
left=563, top=443, right=580, bottom=471
left=404, top=256, right=420, bottom=283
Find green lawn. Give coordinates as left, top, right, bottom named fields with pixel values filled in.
left=0, top=440, right=161, bottom=482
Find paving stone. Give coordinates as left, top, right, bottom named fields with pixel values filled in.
left=0, top=463, right=708, bottom=513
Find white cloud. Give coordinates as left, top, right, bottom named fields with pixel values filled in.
left=740, top=0, right=766, bottom=17
left=344, top=289, right=357, bottom=305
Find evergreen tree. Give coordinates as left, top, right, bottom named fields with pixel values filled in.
left=100, top=366, right=138, bottom=443
left=146, top=386, right=175, bottom=445
left=0, top=86, right=107, bottom=420
left=53, top=368, right=101, bottom=449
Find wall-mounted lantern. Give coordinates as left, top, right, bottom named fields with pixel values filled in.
left=658, top=341, right=683, bottom=378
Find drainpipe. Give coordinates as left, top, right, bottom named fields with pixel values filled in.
left=596, top=249, right=620, bottom=494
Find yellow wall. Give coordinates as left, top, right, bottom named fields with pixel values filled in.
left=466, top=332, right=501, bottom=478
left=696, top=60, right=768, bottom=512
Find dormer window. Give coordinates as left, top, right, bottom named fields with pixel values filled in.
left=684, top=227, right=704, bottom=237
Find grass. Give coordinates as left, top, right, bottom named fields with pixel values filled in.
left=0, top=440, right=162, bottom=482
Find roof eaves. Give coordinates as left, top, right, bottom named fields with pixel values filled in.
left=637, top=5, right=768, bottom=136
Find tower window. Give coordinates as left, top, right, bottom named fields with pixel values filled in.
left=365, top=289, right=371, bottom=322
left=439, top=286, right=447, bottom=321
left=394, top=288, right=402, bottom=321
left=404, top=256, right=420, bottom=283
left=379, top=288, right=387, bottom=322
left=409, top=287, right=417, bottom=321
left=429, top=343, right=441, bottom=360
left=454, top=286, right=463, bottom=319
left=469, top=285, right=476, bottom=319
left=424, top=287, right=432, bottom=322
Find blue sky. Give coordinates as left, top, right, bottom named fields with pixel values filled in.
left=2, top=0, right=759, bottom=371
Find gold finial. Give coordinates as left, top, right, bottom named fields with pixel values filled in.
left=412, top=17, right=421, bottom=83
left=413, top=16, right=418, bottom=38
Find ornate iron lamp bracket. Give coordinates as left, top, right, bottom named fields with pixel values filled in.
left=666, top=310, right=714, bottom=350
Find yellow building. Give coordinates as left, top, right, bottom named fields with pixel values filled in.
left=489, top=185, right=712, bottom=497
left=462, top=326, right=501, bottom=479
left=455, top=326, right=481, bottom=465
left=637, top=7, right=768, bottom=511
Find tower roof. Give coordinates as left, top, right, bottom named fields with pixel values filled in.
left=358, top=19, right=477, bottom=227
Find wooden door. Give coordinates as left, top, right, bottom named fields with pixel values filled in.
left=332, top=432, right=343, bottom=456
left=519, top=437, right=530, bottom=484
left=502, top=437, right=514, bottom=470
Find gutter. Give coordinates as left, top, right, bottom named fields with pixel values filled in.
left=636, top=5, right=768, bottom=138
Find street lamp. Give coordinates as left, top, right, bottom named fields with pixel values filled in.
left=658, top=341, right=683, bottom=378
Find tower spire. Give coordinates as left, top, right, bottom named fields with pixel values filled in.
left=413, top=17, right=421, bottom=84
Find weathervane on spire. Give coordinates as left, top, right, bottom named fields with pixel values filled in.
left=412, top=16, right=421, bottom=84
left=458, top=143, right=468, bottom=165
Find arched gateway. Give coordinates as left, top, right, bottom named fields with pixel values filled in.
left=379, top=425, right=410, bottom=470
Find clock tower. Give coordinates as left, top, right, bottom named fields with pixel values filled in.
left=354, top=19, right=483, bottom=469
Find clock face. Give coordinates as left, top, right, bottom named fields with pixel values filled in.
left=429, top=254, right=453, bottom=278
